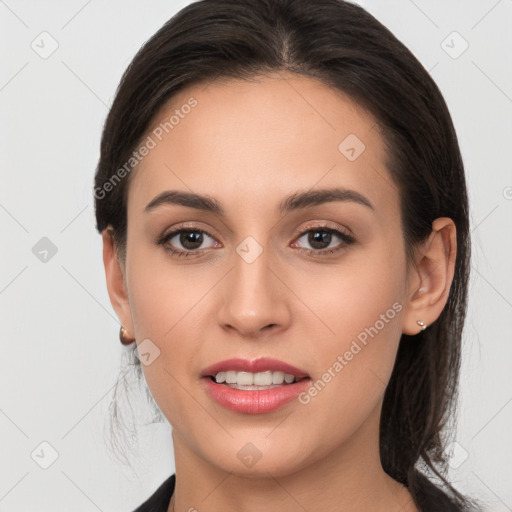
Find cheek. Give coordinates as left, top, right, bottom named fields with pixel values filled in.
left=285, top=246, right=405, bottom=429
left=124, top=246, right=218, bottom=417
left=286, top=303, right=403, bottom=465
left=126, top=239, right=208, bottom=338
left=288, top=238, right=405, bottom=352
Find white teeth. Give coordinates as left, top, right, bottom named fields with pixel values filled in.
left=272, top=371, right=284, bottom=384
left=284, top=373, right=295, bottom=383
left=237, top=372, right=254, bottom=386
left=214, top=370, right=298, bottom=385
left=225, top=371, right=237, bottom=384
left=253, top=371, right=272, bottom=385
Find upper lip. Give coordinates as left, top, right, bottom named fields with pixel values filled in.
left=200, top=357, right=310, bottom=379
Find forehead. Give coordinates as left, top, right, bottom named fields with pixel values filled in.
left=128, top=72, right=397, bottom=220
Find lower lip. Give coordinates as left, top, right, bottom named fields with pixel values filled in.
left=202, top=377, right=312, bottom=414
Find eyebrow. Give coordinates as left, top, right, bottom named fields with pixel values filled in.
left=144, top=187, right=375, bottom=215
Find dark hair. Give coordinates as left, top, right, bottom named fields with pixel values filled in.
left=94, top=1, right=480, bottom=510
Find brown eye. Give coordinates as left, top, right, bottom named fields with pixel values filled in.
left=294, top=226, right=355, bottom=256
left=158, top=228, right=219, bottom=258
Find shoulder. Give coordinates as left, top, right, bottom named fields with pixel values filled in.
left=130, top=473, right=175, bottom=512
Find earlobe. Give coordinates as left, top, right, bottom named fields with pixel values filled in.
left=401, top=217, right=457, bottom=335
left=101, top=227, right=135, bottom=337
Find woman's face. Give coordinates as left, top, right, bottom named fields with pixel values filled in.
left=117, top=73, right=416, bottom=477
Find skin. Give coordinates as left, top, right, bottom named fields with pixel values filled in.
left=102, top=72, right=457, bottom=512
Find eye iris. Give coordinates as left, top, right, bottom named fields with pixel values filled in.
left=181, top=230, right=203, bottom=250
left=309, top=230, right=332, bottom=249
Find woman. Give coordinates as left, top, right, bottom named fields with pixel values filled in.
left=94, top=0, right=482, bottom=510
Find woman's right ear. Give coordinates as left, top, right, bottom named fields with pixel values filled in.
left=101, top=227, right=134, bottom=335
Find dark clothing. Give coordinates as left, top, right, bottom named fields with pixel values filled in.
left=132, top=474, right=175, bottom=512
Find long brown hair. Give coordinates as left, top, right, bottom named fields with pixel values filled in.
left=94, top=1, right=480, bottom=509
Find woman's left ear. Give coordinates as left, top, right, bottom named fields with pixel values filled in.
left=401, top=217, right=458, bottom=335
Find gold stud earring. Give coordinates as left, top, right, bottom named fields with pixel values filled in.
left=119, top=326, right=136, bottom=345
left=417, top=320, right=428, bottom=332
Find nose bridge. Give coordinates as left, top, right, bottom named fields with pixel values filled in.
left=217, top=234, right=290, bottom=335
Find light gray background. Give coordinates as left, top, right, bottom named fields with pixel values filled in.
left=1, top=0, right=511, bottom=510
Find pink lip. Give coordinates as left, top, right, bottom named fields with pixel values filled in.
left=202, top=377, right=312, bottom=414
left=200, top=357, right=309, bottom=379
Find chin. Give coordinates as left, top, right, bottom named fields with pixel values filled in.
left=202, top=439, right=314, bottom=479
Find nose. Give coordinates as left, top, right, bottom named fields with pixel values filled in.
left=217, top=247, right=291, bottom=338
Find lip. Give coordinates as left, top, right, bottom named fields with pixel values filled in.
left=202, top=377, right=312, bottom=414
left=200, top=357, right=310, bottom=379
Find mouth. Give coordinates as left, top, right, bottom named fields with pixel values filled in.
left=201, top=365, right=312, bottom=414
left=200, top=357, right=310, bottom=386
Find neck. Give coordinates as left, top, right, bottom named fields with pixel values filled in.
left=167, top=404, right=418, bottom=512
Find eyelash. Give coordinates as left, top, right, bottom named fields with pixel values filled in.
left=156, top=223, right=356, bottom=259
